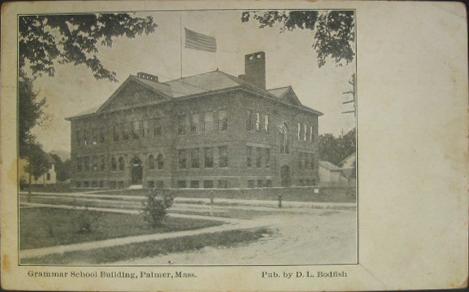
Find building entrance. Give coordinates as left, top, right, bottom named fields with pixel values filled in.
left=130, top=158, right=143, bottom=185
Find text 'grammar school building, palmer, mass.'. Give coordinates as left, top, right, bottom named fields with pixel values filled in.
left=66, top=51, right=323, bottom=189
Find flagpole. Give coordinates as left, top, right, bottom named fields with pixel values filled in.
left=179, top=14, right=183, bottom=78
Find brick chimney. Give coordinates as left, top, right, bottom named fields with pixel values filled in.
left=243, top=51, right=266, bottom=89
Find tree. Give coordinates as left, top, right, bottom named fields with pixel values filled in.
left=241, top=10, right=354, bottom=67
left=319, top=128, right=356, bottom=165
left=24, top=143, right=51, bottom=196
left=19, top=78, right=47, bottom=158
left=50, top=153, right=71, bottom=181
left=19, top=14, right=157, bottom=81
left=19, top=13, right=157, bottom=157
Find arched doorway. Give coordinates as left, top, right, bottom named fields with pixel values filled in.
left=280, top=165, right=291, bottom=187
left=130, top=157, right=143, bottom=185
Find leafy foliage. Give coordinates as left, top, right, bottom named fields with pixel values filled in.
left=24, top=143, right=51, bottom=181
left=19, top=13, right=157, bottom=81
left=319, top=128, right=356, bottom=165
left=241, top=10, right=354, bottom=67
left=141, top=189, right=174, bottom=228
left=19, top=78, right=47, bottom=158
left=18, top=13, right=157, bottom=160
left=50, top=154, right=71, bottom=181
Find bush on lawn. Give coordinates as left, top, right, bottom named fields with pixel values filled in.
left=75, top=207, right=103, bottom=234
left=141, top=188, right=174, bottom=228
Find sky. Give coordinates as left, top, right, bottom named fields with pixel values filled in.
left=31, top=10, right=356, bottom=153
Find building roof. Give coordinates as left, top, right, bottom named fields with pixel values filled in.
left=338, top=152, right=356, bottom=167
left=319, top=160, right=342, bottom=171
left=67, top=70, right=323, bottom=120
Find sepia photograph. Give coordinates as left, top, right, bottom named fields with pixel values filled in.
left=17, top=9, right=357, bottom=266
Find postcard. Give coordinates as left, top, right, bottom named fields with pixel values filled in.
left=1, top=0, right=467, bottom=291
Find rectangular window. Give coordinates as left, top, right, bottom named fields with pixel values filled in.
left=153, top=119, right=162, bottom=137
left=147, top=181, right=155, bottom=188
left=218, top=146, right=228, bottom=167
left=75, top=130, right=81, bottom=145
left=190, top=148, right=200, bottom=168
left=76, top=181, right=81, bottom=188
left=100, top=155, right=105, bottom=171
left=265, top=148, right=270, bottom=168
left=246, top=110, right=253, bottom=130
left=156, top=181, right=164, bottom=188
left=76, top=157, right=82, bottom=172
left=246, top=146, right=252, bottom=167
left=84, top=156, right=90, bottom=171
left=303, top=123, right=307, bottom=141
left=257, top=179, right=264, bottom=188
left=266, top=179, right=272, bottom=187
left=297, top=122, right=301, bottom=140
left=83, top=130, right=88, bottom=145
left=255, top=112, right=261, bottom=131
left=177, top=180, right=187, bottom=188
left=99, top=128, right=105, bottom=143
left=178, top=150, right=187, bottom=169
left=84, top=181, right=90, bottom=188
left=310, top=154, right=315, bottom=169
left=305, top=153, right=310, bottom=170
left=204, top=147, right=214, bottom=168
left=177, top=114, right=187, bottom=135
left=298, top=153, right=303, bottom=169
left=113, top=126, right=119, bottom=141
left=142, top=120, right=149, bottom=137
left=264, top=115, right=269, bottom=132
left=109, top=181, right=116, bottom=189
left=91, top=156, right=98, bottom=172
left=190, top=113, right=200, bottom=134
left=256, top=147, right=262, bottom=168
left=247, top=180, right=255, bottom=188
left=218, top=110, right=228, bottom=131
left=91, top=128, right=97, bottom=145
left=217, top=180, right=228, bottom=188
left=118, top=181, right=124, bottom=189
left=91, top=181, right=97, bottom=188
left=204, top=112, right=214, bottom=133
left=122, top=123, right=129, bottom=140
left=299, top=179, right=304, bottom=186
left=190, top=180, right=200, bottom=188
left=310, top=125, right=314, bottom=142
left=131, top=120, right=140, bottom=139
left=203, top=180, right=213, bottom=188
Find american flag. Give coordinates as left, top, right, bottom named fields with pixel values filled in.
left=184, top=28, right=217, bottom=53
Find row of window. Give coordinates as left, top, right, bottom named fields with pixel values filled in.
left=247, top=179, right=273, bottom=188
left=246, top=146, right=270, bottom=168
left=176, top=179, right=229, bottom=189
left=75, top=119, right=164, bottom=146
left=297, top=122, right=315, bottom=143
left=246, top=111, right=270, bottom=132
left=76, top=154, right=165, bottom=172
left=298, top=152, right=316, bottom=170
left=178, top=110, right=228, bottom=135
left=178, top=146, right=228, bottom=169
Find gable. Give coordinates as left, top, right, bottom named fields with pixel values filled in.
left=97, top=78, right=169, bottom=113
left=281, top=89, right=303, bottom=106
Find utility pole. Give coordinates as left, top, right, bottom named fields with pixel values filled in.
left=342, top=73, right=356, bottom=117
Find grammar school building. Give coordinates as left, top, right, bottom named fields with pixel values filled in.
left=67, top=52, right=322, bottom=189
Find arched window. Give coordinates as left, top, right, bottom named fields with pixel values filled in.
left=279, top=123, right=289, bottom=153
left=118, top=157, right=125, bottom=171
left=148, top=155, right=155, bottom=169
left=111, top=156, right=117, bottom=171
left=157, top=154, right=164, bottom=169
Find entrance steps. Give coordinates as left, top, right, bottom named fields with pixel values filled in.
left=128, top=184, right=143, bottom=190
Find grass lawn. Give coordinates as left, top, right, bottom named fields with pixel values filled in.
left=22, top=227, right=271, bottom=264
left=20, top=207, right=223, bottom=250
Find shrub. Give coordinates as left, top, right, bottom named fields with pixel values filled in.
left=141, top=188, right=174, bottom=228
left=75, top=207, right=103, bottom=234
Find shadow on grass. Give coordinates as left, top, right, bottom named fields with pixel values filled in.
left=22, top=228, right=272, bottom=265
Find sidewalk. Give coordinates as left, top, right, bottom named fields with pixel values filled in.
left=20, top=191, right=356, bottom=210
left=20, top=203, right=265, bottom=260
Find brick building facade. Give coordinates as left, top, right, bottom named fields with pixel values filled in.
left=66, top=52, right=322, bottom=189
